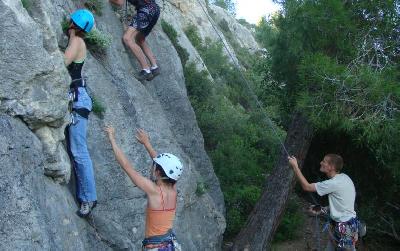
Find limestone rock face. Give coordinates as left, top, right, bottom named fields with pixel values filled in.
left=208, top=5, right=260, bottom=52
left=0, top=0, right=249, bottom=249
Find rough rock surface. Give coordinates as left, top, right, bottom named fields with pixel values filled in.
left=0, top=0, right=259, bottom=249
left=161, top=0, right=260, bottom=70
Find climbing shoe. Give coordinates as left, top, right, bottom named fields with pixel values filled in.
left=137, top=69, right=153, bottom=81
left=150, top=66, right=160, bottom=79
left=77, top=201, right=97, bottom=217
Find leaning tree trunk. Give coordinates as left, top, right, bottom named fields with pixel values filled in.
left=232, top=112, right=314, bottom=251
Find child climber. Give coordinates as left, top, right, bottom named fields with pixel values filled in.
left=64, top=9, right=97, bottom=217
left=105, top=126, right=182, bottom=250
left=109, top=0, right=161, bottom=81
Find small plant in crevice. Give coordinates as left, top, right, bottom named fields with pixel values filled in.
left=61, top=17, right=70, bottom=34
left=160, top=19, right=189, bottom=65
left=21, top=0, right=31, bottom=10
left=84, top=0, right=104, bottom=16
left=195, top=181, right=208, bottom=196
left=91, top=96, right=106, bottom=119
left=184, top=24, right=203, bottom=50
left=218, top=19, right=231, bottom=34
left=85, top=28, right=112, bottom=54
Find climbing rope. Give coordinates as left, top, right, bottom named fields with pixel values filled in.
left=87, top=214, right=117, bottom=248
left=166, top=3, right=324, bottom=247
left=194, top=0, right=290, bottom=157
left=309, top=192, right=322, bottom=250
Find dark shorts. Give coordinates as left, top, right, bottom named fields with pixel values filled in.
left=130, top=3, right=160, bottom=37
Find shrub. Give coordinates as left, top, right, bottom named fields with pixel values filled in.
left=195, top=182, right=208, bottom=196
left=161, top=20, right=189, bottom=65
left=182, top=29, right=283, bottom=239
left=218, top=19, right=231, bottom=33
left=85, top=28, right=112, bottom=53
left=91, top=96, right=106, bottom=119
left=184, top=24, right=203, bottom=50
left=84, top=0, right=104, bottom=16
left=273, top=196, right=305, bottom=243
left=21, top=0, right=31, bottom=10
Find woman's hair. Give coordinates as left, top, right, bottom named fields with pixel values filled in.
left=155, top=163, right=177, bottom=185
left=71, top=21, right=87, bottom=38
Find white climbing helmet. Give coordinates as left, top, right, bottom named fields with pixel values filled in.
left=153, top=153, right=183, bottom=181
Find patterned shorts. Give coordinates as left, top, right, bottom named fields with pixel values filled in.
left=130, top=3, right=160, bottom=37
left=329, top=218, right=359, bottom=250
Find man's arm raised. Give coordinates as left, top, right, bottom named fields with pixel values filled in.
left=288, top=156, right=317, bottom=192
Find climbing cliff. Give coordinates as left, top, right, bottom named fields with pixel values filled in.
left=0, top=0, right=259, bottom=250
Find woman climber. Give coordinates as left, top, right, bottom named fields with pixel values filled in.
left=109, top=0, right=161, bottom=81
left=105, top=126, right=182, bottom=250
left=64, top=9, right=97, bottom=217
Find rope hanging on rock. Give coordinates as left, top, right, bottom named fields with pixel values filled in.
left=194, top=0, right=290, bottom=157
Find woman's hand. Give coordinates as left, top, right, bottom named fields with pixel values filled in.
left=135, top=128, right=150, bottom=145
left=67, top=22, right=76, bottom=37
left=68, top=28, right=75, bottom=36
left=104, top=126, right=116, bottom=141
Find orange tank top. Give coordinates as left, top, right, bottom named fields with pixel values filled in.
left=145, top=186, right=176, bottom=238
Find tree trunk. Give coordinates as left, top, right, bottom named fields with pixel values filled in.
left=232, top=112, right=314, bottom=251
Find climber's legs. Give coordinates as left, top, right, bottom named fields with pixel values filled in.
left=123, top=27, right=149, bottom=70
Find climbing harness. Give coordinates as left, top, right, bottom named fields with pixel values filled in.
left=68, top=77, right=92, bottom=124
left=194, top=0, right=290, bottom=157
left=327, top=217, right=361, bottom=249
left=142, top=229, right=181, bottom=251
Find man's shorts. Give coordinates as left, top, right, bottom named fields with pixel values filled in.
left=329, top=218, right=359, bottom=250
left=130, top=3, right=160, bottom=37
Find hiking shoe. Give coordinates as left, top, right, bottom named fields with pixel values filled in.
left=150, top=67, right=160, bottom=79
left=77, top=201, right=97, bottom=217
left=137, top=70, right=153, bottom=81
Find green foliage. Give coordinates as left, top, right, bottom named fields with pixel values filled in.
left=224, top=185, right=263, bottom=235
left=255, top=17, right=278, bottom=50
left=161, top=20, right=189, bottom=65
left=183, top=25, right=283, bottom=239
left=218, top=19, right=231, bottom=33
left=61, top=17, right=70, bottom=34
left=84, top=0, right=104, bottom=16
left=21, top=0, right=31, bottom=10
left=256, top=0, right=400, bottom=244
left=237, top=18, right=255, bottom=30
left=273, top=196, right=305, bottom=242
left=211, top=0, right=236, bottom=15
left=91, top=96, right=106, bottom=119
left=184, top=24, right=203, bottom=50
left=85, top=29, right=112, bottom=53
left=195, top=181, right=208, bottom=196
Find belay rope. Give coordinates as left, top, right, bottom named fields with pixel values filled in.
left=309, top=193, right=322, bottom=251
left=194, top=0, right=290, bottom=157
left=193, top=0, right=327, bottom=248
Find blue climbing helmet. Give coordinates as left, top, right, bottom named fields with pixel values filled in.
left=70, top=9, right=95, bottom=33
